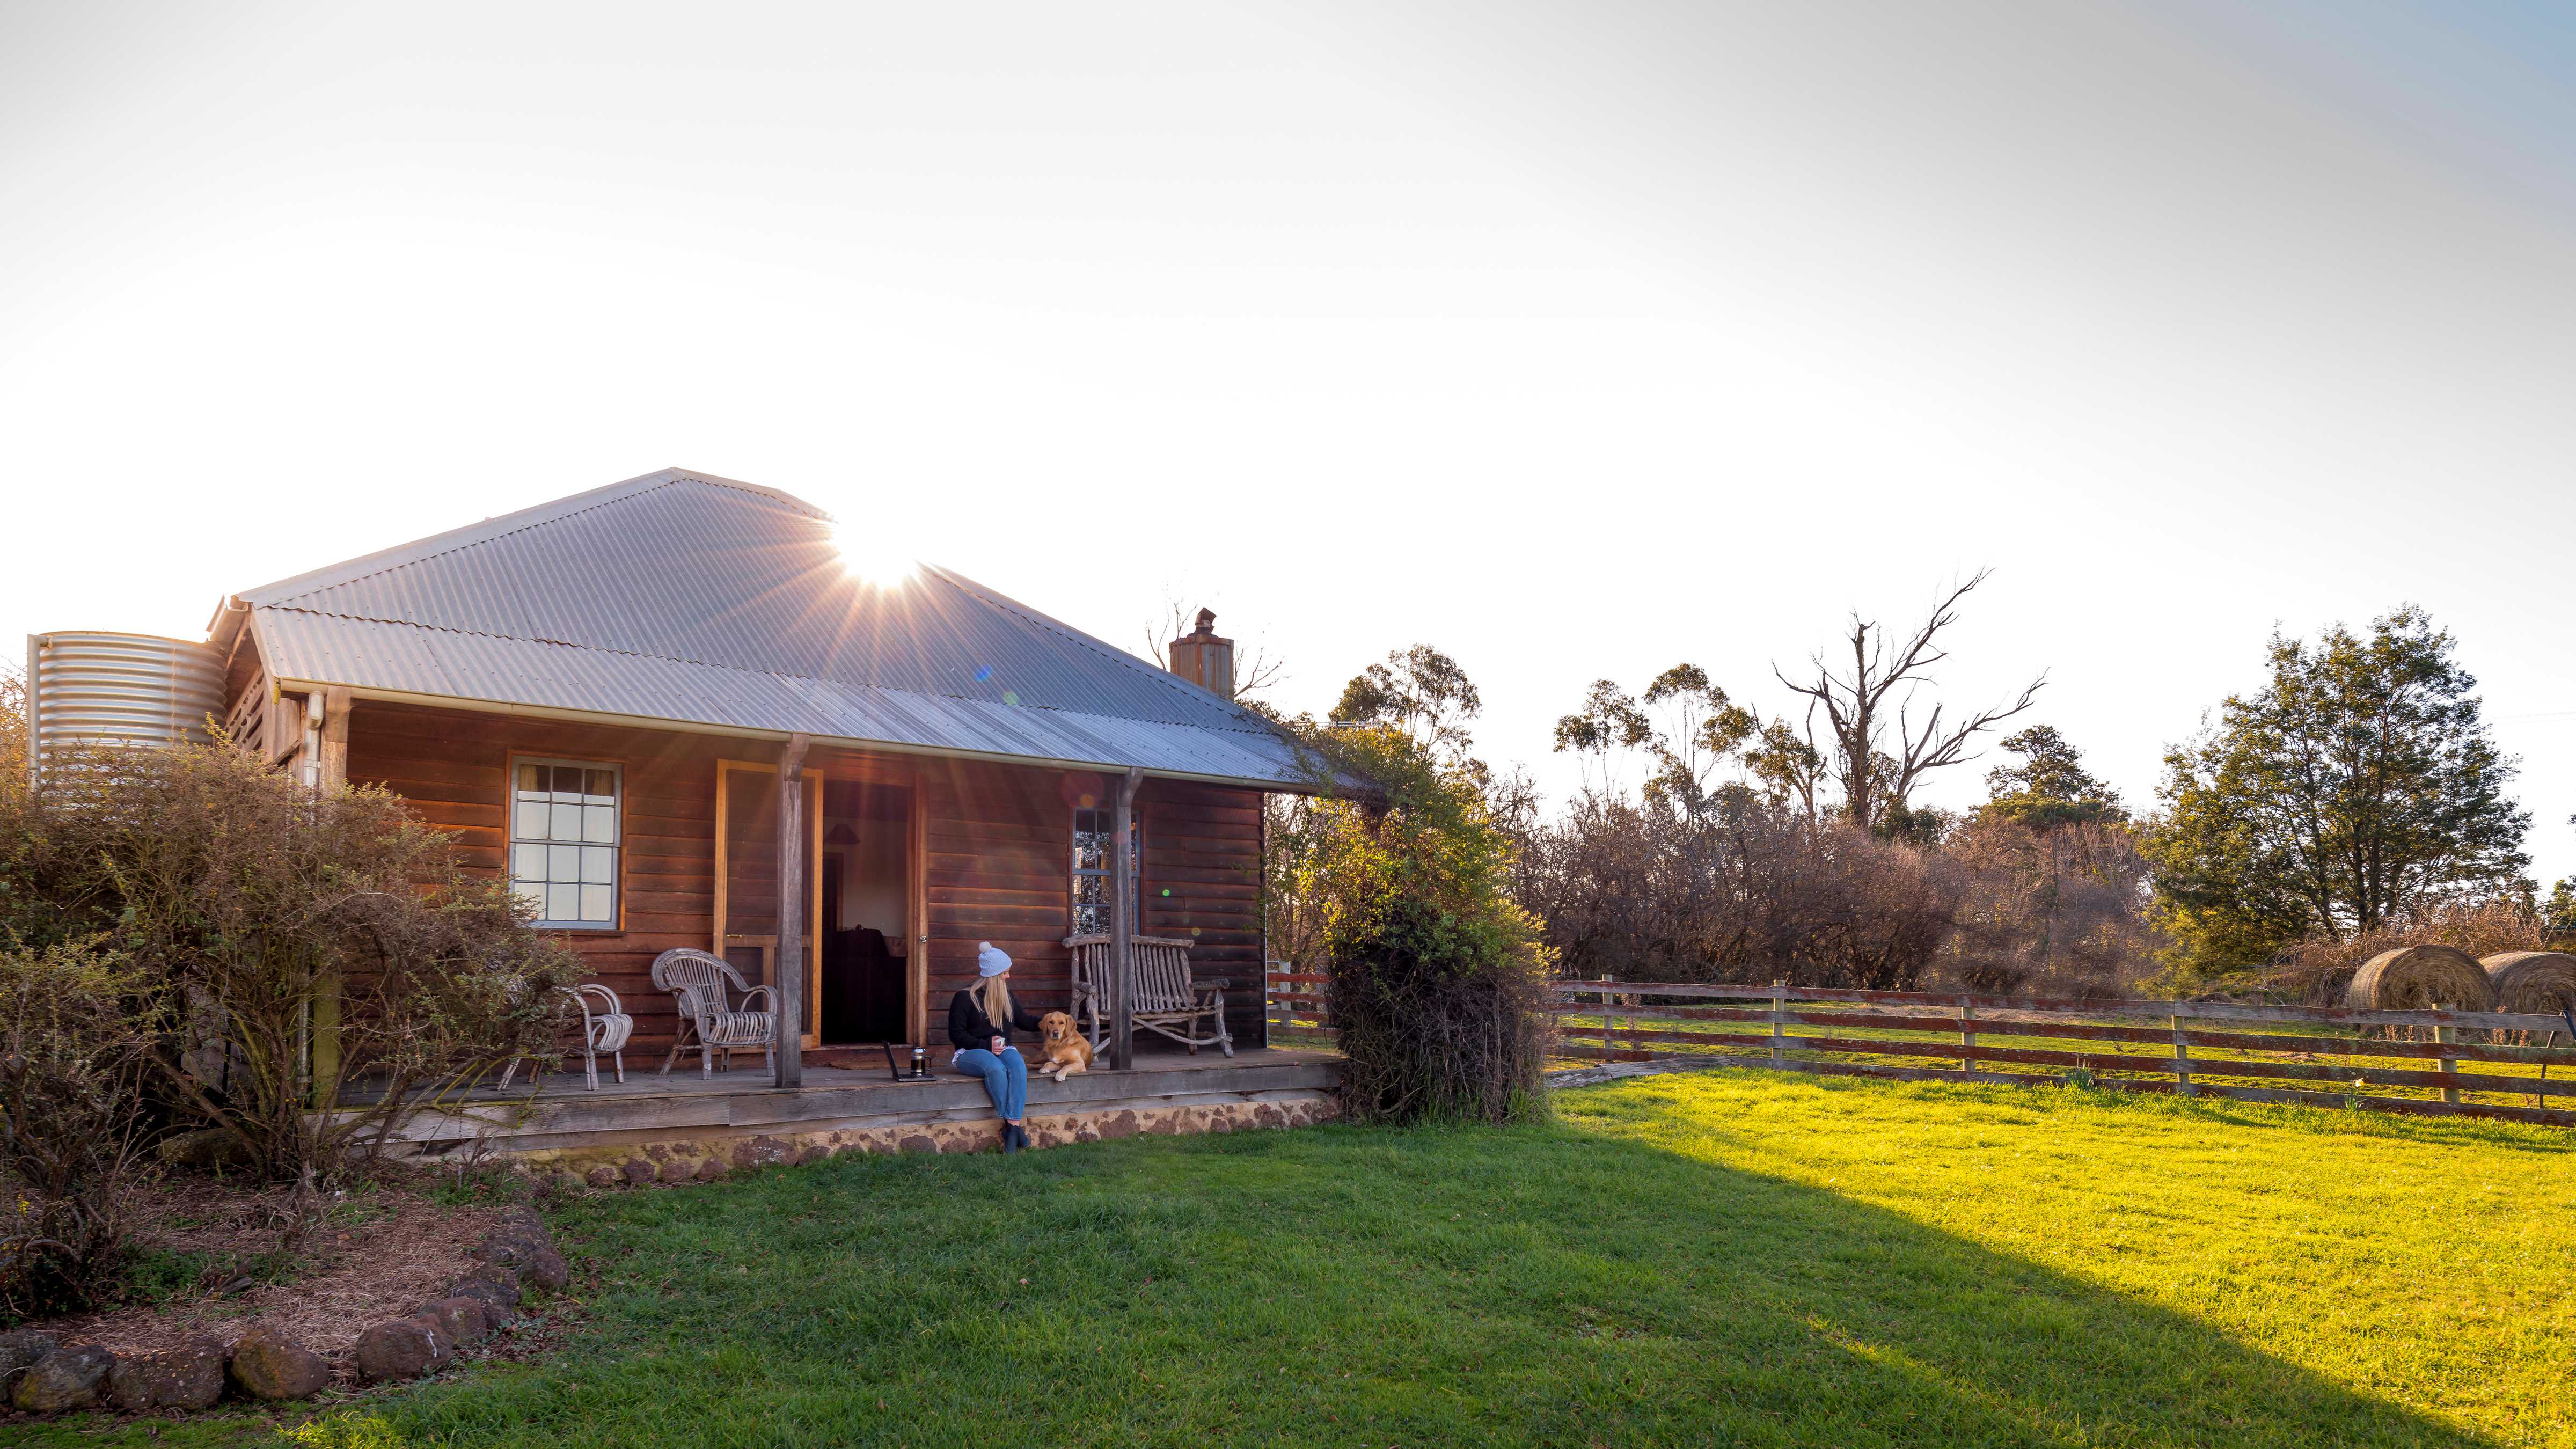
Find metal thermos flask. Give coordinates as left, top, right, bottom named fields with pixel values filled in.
left=910, top=1045, right=927, bottom=1079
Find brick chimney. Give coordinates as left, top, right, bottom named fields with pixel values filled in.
left=1166, top=608, right=1235, bottom=698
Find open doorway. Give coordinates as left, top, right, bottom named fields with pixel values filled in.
left=819, top=780, right=911, bottom=1044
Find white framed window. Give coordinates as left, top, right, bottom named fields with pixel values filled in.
left=510, top=758, right=620, bottom=928
left=1071, top=806, right=1144, bottom=936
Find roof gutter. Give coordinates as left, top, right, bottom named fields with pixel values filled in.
left=268, top=676, right=1332, bottom=796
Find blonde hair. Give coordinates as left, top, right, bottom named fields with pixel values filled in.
left=976, top=972, right=1014, bottom=1030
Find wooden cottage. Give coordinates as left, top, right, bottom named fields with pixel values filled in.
left=201, top=468, right=1338, bottom=1162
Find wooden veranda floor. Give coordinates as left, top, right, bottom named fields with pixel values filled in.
left=364, top=1043, right=1344, bottom=1158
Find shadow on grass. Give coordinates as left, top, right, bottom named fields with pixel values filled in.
left=89, top=1104, right=2495, bottom=1449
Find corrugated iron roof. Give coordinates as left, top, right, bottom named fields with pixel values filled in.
left=239, top=469, right=1322, bottom=789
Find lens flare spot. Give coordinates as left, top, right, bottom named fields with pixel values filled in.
left=826, top=519, right=914, bottom=587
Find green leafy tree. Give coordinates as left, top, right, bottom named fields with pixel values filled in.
left=1280, top=649, right=1549, bottom=1123
left=1550, top=665, right=1755, bottom=817
left=2148, top=606, right=2530, bottom=977
left=1330, top=645, right=1482, bottom=762
left=1978, top=726, right=2126, bottom=831
left=2544, top=872, right=2576, bottom=946
left=1743, top=719, right=1828, bottom=821
left=1551, top=678, right=1652, bottom=795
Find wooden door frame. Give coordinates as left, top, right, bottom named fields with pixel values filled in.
left=795, top=749, right=930, bottom=1050
left=713, top=757, right=825, bottom=1049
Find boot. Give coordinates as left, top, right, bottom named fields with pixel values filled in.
left=1002, top=1123, right=1021, bottom=1154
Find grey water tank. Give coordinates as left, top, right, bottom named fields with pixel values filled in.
left=25, top=631, right=228, bottom=782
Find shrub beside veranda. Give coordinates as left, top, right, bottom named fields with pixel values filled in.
left=1282, top=723, right=1550, bottom=1124
left=0, top=938, right=160, bottom=1318
left=0, top=740, right=581, bottom=1192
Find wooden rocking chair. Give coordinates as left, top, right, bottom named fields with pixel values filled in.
left=650, top=948, right=777, bottom=1078
left=1064, top=934, right=1233, bottom=1057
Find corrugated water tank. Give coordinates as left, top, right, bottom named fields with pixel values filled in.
left=25, top=631, right=228, bottom=781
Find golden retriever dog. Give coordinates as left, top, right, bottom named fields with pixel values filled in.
left=1037, top=1011, right=1094, bottom=1082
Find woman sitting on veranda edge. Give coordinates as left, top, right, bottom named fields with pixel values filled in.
left=949, top=941, right=1044, bottom=1153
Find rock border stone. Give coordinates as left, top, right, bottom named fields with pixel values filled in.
left=4, top=1204, right=573, bottom=1418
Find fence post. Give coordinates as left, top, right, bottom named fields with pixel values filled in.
left=2171, top=1014, right=2194, bottom=1097
left=2435, top=1007, right=2459, bottom=1104
left=1957, top=994, right=1975, bottom=1073
left=1770, top=979, right=1785, bottom=1068
left=1600, top=974, right=1614, bottom=1061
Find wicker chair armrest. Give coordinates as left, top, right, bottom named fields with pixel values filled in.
left=735, top=984, right=778, bottom=1014
left=703, top=1011, right=774, bottom=1045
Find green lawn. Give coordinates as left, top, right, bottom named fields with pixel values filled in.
left=26, top=1071, right=2576, bottom=1447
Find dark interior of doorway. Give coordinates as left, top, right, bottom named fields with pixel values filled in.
left=820, top=780, right=909, bottom=1044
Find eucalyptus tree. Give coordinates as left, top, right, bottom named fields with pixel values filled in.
left=2149, top=605, right=2530, bottom=971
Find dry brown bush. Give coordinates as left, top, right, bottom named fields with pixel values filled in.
left=0, top=938, right=161, bottom=1319
left=1937, top=816, right=2161, bottom=998
left=2261, top=898, right=2546, bottom=1005
left=1511, top=792, right=1985, bottom=992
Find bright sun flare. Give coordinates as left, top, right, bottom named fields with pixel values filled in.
left=828, top=519, right=915, bottom=587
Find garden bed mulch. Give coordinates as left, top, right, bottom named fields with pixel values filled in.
left=29, top=1172, right=516, bottom=1359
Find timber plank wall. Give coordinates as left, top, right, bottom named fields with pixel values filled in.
left=345, top=700, right=1267, bottom=1056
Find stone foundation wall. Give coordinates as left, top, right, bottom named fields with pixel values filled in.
left=510, top=1093, right=1340, bottom=1189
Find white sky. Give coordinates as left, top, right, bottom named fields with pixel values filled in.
left=3, top=1, right=2571, bottom=882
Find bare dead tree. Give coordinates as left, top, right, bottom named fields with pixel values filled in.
left=1143, top=599, right=1286, bottom=700
left=1774, top=570, right=2044, bottom=831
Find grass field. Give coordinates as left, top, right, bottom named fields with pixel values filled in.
left=21, top=1071, right=2575, bottom=1447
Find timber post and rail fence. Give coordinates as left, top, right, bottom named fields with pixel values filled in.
left=1263, top=968, right=2576, bottom=1128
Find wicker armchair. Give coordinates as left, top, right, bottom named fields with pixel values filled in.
left=563, top=984, right=633, bottom=1090
left=650, top=948, right=777, bottom=1078
left=497, top=983, right=633, bottom=1093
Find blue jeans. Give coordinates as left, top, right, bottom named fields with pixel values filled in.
left=953, top=1046, right=1028, bottom=1121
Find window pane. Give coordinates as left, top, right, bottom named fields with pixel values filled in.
left=549, top=802, right=581, bottom=840
left=579, top=884, right=612, bottom=921
left=552, top=765, right=583, bottom=794
left=581, top=846, right=614, bottom=884
left=583, top=803, right=616, bottom=843
left=1074, top=873, right=1108, bottom=907
left=513, top=881, right=546, bottom=915
left=587, top=769, right=617, bottom=800
left=517, top=763, right=543, bottom=792
left=515, top=800, right=550, bottom=839
left=547, top=843, right=580, bottom=883
left=548, top=884, right=580, bottom=923
left=513, top=843, right=546, bottom=880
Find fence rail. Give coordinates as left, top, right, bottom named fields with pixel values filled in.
left=1265, top=967, right=1331, bottom=1040
left=1555, top=978, right=2576, bottom=1128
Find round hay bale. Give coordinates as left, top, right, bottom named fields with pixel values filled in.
left=2482, top=952, right=2576, bottom=1015
left=2344, top=945, right=2493, bottom=1012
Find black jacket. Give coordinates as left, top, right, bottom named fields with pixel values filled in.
left=947, top=986, right=1044, bottom=1052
